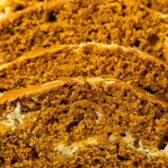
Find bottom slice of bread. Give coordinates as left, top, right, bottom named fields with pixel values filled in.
left=0, top=77, right=168, bottom=167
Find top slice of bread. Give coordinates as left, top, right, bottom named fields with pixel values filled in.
left=0, top=0, right=168, bottom=64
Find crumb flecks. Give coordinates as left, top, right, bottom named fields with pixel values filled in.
left=57, top=143, right=81, bottom=156
left=0, top=13, right=6, bottom=19
left=122, top=132, right=135, bottom=146
left=87, top=137, right=98, bottom=145
left=56, top=137, right=98, bottom=156
left=108, top=134, right=119, bottom=143
left=0, top=102, right=26, bottom=128
left=94, top=109, right=104, bottom=124
left=163, top=144, right=168, bottom=153
left=0, top=92, right=3, bottom=97
left=32, top=97, right=38, bottom=102
left=96, top=111, right=103, bottom=118
left=105, top=80, right=116, bottom=85
left=56, top=133, right=168, bottom=158
left=0, top=56, right=4, bottom=63
left=120, top=132, right=168, bottom=157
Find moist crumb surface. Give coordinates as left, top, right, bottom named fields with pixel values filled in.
left=0, top=43, right=167, bottom=101
left=0, top=78, right=168, bottom=167
left=0, top=0, right=168, bottom=64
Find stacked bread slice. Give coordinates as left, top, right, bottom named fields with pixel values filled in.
left=0, top=43, right=167, bottom=101
left=0, top=0, right=168, bottom=167
left=0, top=78, right=168, bottom=167
left=0, top=0, right=168, bottom=64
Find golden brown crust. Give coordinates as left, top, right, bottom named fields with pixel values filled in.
left=0, top=43, right=166, bottom=65
left=0, top=77, right=166, bottom=106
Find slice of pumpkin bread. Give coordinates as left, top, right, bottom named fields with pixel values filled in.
left=0, top=0, right=168, bottom=64
left=0, top=43, right=167, bottom=101
left=0, top=77, right=168, bottom=167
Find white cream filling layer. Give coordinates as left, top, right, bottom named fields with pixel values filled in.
left=121, top=132, right=168, bottom=157
left=55, top=137, right=98, bottom=156
left=0, top=102, right=27, bottom=130
left=0, top=101, right=167, bottom=157
left=55, top=132, right=168, bottom=157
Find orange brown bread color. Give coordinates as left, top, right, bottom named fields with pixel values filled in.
left=1, top=0, right=168, bottom=15
left=0, top=43, right=167, bottom=101
left=0, top=77, right=168, bottom=167
left=0, top=0, right=45, bottom=15
left=136, top=0, right=168, bottom=14
left=0, top=0, right=40, bottom=12
left=0, top=0, right=168, bottom=64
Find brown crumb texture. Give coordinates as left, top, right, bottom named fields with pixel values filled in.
left=0, top=0, right=168, bottom=64
left=0, top=0, right=40, bottom=15
left=0, top=43, right=167, bottom=101
left=1, top=0, right=168, bottom=15
left=0, top=78, right=168, bottom=167
left=0, top=45, right=77, bottom=89
left=137, top=0, right=168, bottom=14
